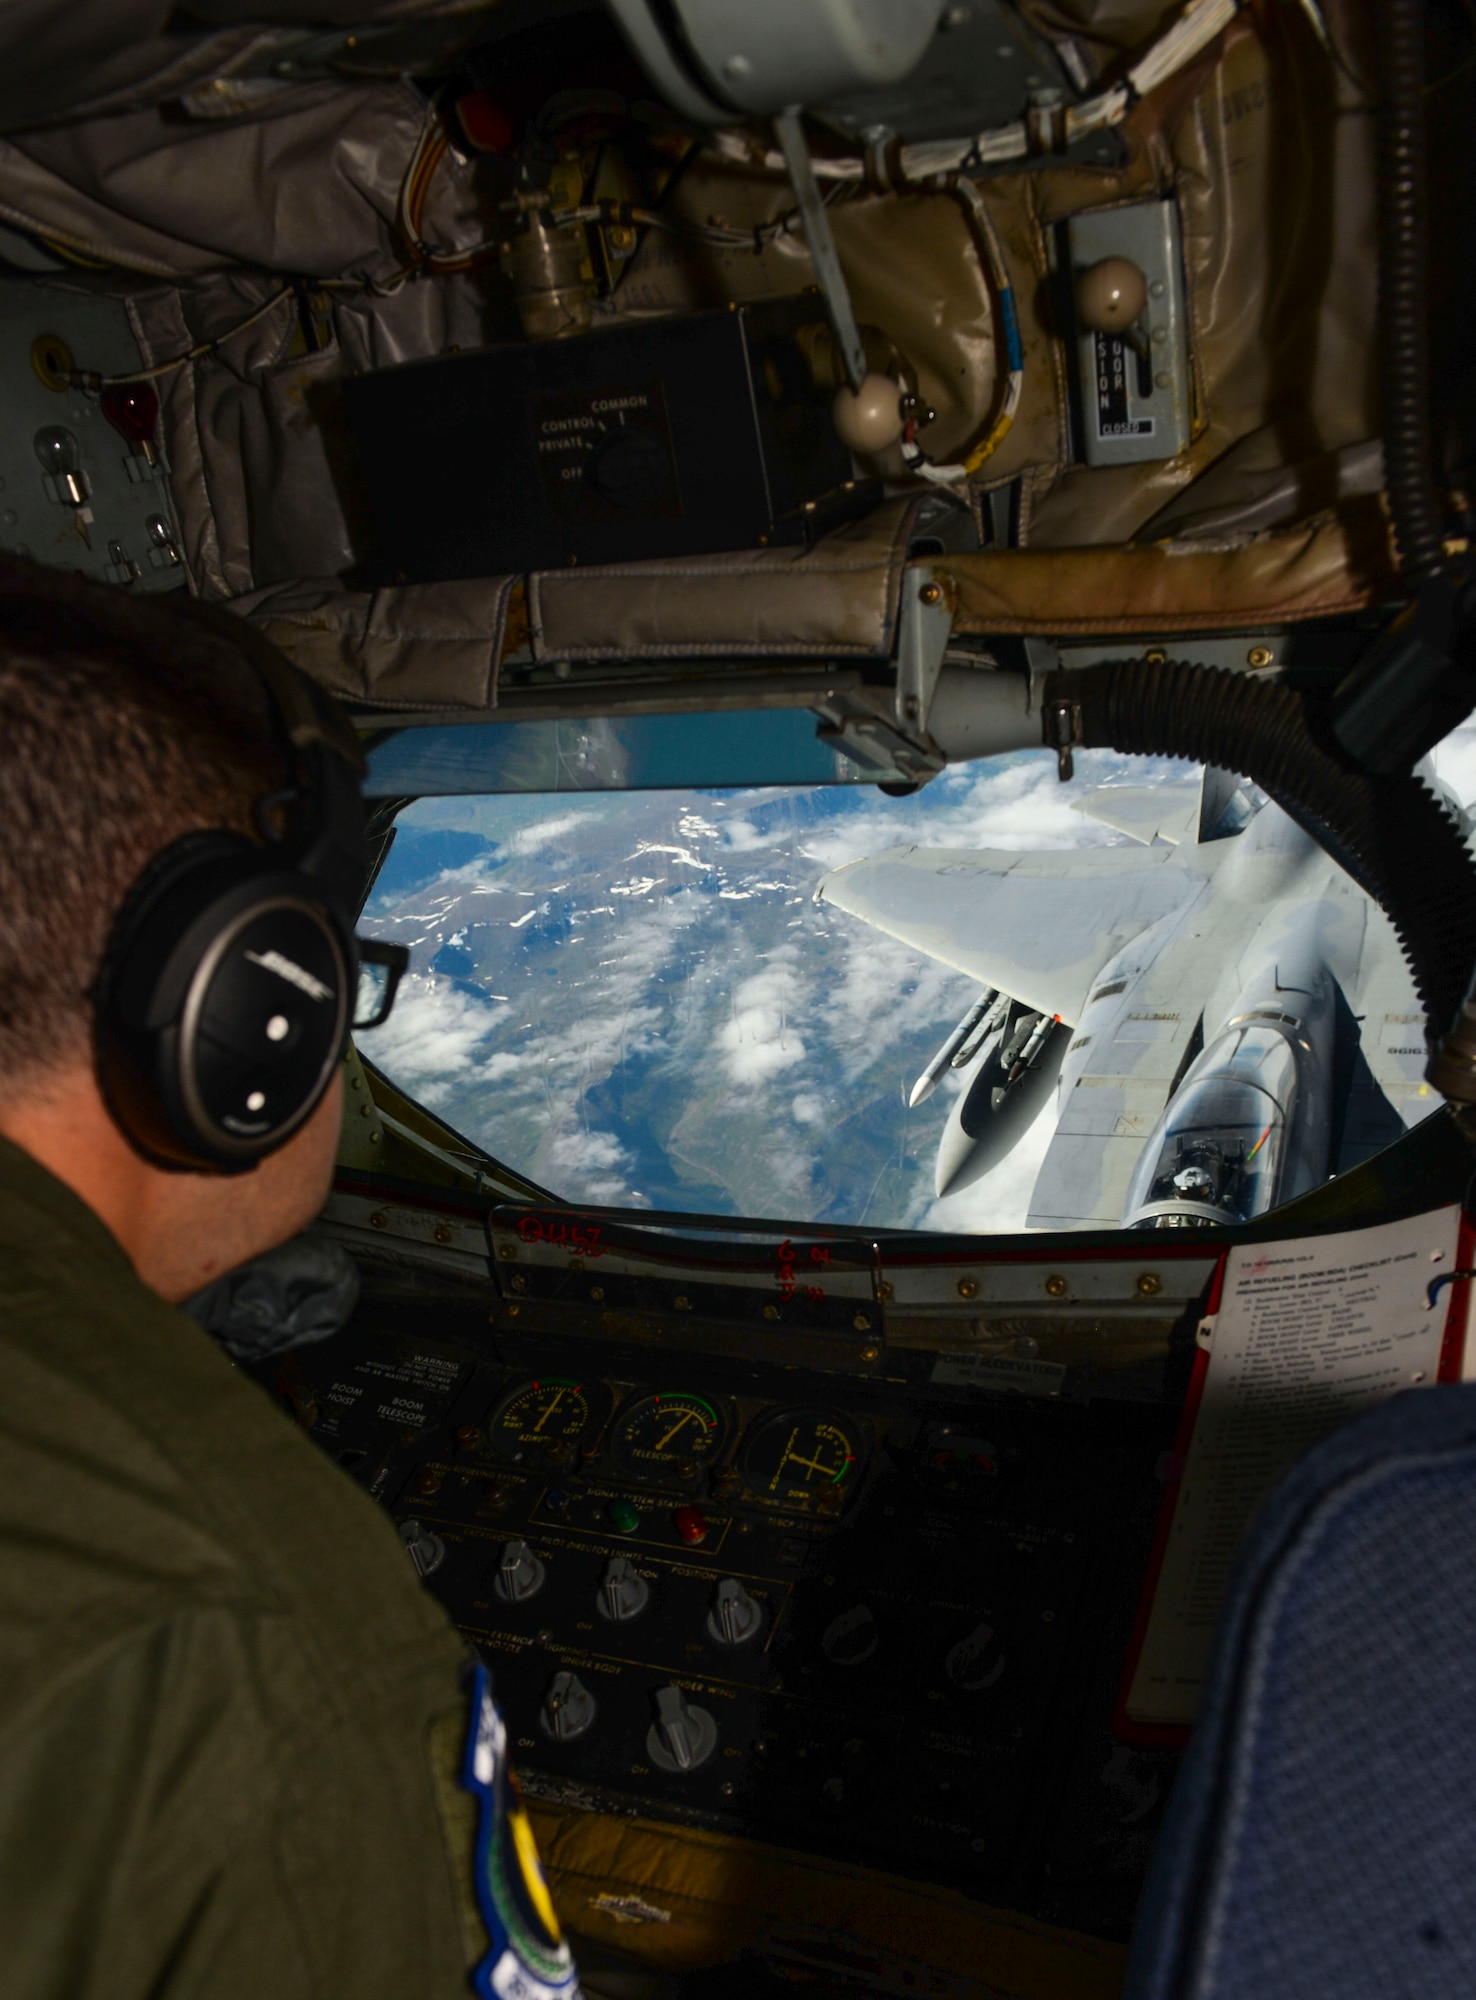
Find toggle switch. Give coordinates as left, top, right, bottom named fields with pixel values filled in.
left=647, top=1685, right=718, bottom=1773
left=540, top=1671, right=597, bottom=1743
left=597, top=1555, right=651, bottom=1622
left=399, top=1517, right=445, bottom=1578
left=493, top=1538, right=546, bottom=1603
left=706, top=1578, right=763, bottom=1648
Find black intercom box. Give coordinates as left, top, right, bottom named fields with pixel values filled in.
left=343, top=298, right=867, bottom=583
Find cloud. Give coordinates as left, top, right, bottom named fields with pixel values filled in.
left=358, top=975, right=511, bottom=1106
left=510, top=812, right=586, bottom=856
left=542, top=1125, right=649, bottom=1207
left=818, top=926, right=975, bottom=1086
left=722, top=818, right=773, bottom=852
left=717, top=954, right=808, bottom=1085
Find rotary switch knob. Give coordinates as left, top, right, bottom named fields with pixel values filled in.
left=540, top=1671, right=597, bottom=1744
left=493, top=1538, right=546, bottom=1604
left=399, top=1517, right=445, bottom=1579
left=647, top=1685, right=718, bottom=1773
left=597, top=1555, right=651, bottom=1623
left=706, top=1578, right=763, bottom=1648
left=586, top=425, right=667, bottom=508
left=945, top=1620, right=1005, bottom=1692
left=821, top=1603, right=879, bottom=1666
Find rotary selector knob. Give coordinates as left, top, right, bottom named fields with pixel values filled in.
left=707, top=1578, right=763, bottom=1648
left=493, top=1539, right=546, bottom=1604
left=647, top=1685, right=718, bottom=1773
left=597, top=1555, right=651, bottom=1623
left=540, top=1671, right=597, bottom=1744
left=586, top=426, right=667, bottom=508
left=399, top=1518, right=445, bottom=1579
left=945, top=1621, right=1005, bottom=1692
left=821, top=1603, right=879, bottom=1666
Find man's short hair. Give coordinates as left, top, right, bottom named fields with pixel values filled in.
left=0, top=559, right=289, bottom=1087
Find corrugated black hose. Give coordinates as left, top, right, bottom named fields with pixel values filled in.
left=1045, top=658, right=1476, bottom=1042
left=1330, top=0, right=1469, bottom=776
left=1377, top=0, right=1446, bottom=586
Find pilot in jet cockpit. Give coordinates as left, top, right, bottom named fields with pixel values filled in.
left=9, top=0, right=1476, bottom=1997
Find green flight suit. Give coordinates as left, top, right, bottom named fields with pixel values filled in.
left=0, top=1134, right=575, bottom=1999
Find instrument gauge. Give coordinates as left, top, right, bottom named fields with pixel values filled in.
left=912, top=1422, right=1006, bottom=1503
left=612, top=1391, right=727, bottom=1485
left=487, top=1378, right=592, bottom=1463
left=740, top=1408, right=865, bottom=1510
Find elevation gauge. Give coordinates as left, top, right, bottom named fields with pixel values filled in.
left=740, top=1408, right=864, bottom=1511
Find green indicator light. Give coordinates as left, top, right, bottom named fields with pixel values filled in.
left=609, top=1498, right=640, bottom=1535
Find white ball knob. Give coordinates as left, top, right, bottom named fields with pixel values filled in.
left=832, top=372, right=905, bottom=453
left=1076, top=256, right=1148, bottom=335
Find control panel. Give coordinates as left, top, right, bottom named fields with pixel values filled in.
left=261, top=1295, right=1184, bottom=1935
left=342, top=298, right=867, bottom=582
left=1064, top=200, right=1191, bottom=468
left=0, top=280, right=185, bottom=590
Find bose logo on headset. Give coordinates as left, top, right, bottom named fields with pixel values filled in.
left=93, top=631, right=406, bottom=1175
left=245, top=948, right=335, bottom=1004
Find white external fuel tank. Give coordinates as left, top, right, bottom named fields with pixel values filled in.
left=934, top=1001, right=1066, bottom=1198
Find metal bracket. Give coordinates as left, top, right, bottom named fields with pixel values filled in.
left=1022, top=636, right=1061, bottom=716
left=894, top=567, right=953, bottom=734
left=773, top=107, right=867, bottom=393
left=1066, top=199, right=1191, bottom=468
left=815, top=707, right=946, bottom=785
left=1044, top=691, right=1082, bottom=782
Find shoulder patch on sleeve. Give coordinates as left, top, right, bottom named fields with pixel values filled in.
left=461, top=1663, right=582, bottom=2000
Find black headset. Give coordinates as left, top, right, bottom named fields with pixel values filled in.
left=93, top=639, right=398, bottom=1175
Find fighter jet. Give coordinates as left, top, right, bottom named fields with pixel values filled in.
left=816, top=767, right=1443, bottom=1229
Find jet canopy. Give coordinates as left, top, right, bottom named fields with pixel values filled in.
left=1121, top=1023, right=1299, bottom=1229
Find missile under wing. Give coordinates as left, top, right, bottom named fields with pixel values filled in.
left=815, top=770, right=1437, bottom=1228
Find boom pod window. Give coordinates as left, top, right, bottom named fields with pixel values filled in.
left=353, top=738, right=1468, bottom=1234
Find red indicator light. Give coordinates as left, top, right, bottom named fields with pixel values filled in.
left=673, top=1506, right=709, bottom=1546
left=456, top=92, right=515, bottom=155
left=99, top=381, right=159, bottom=449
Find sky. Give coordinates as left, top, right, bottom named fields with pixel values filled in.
left=356, top=720, right=1476, bottom=1236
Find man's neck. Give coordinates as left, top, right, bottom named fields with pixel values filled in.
left=0, top=1064, right=343, bottom=1301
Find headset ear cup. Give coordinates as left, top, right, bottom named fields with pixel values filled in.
left=95, top=834, right=351, bottom=1173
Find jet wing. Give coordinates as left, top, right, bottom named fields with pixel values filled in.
left=1070, top=780, right=1201, bottom=848
left=815, top=844, right=1195, bottom=1025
